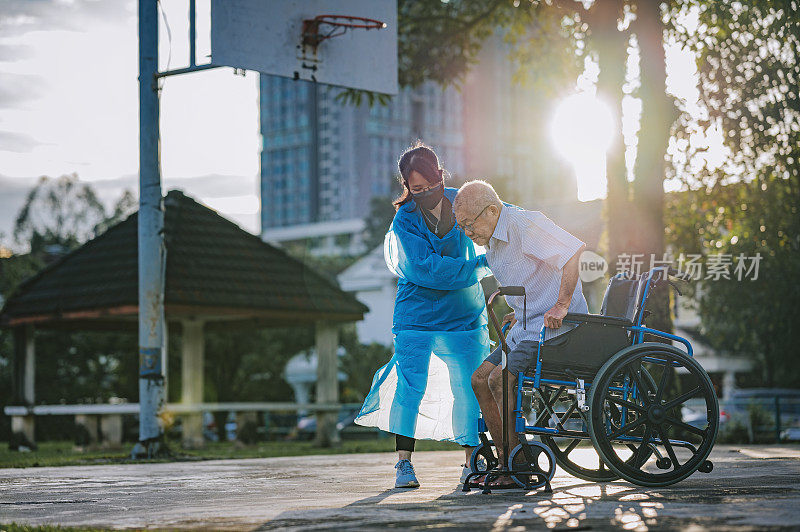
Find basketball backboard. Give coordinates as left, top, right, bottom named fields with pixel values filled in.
left=210, top=0, right=398, bottom=95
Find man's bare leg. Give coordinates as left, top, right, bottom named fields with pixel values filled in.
left=488, top=365, right=521, bottom=457
left=471, top=361, right=505, bottom=463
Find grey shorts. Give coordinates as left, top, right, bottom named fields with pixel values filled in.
left=485, top=340, right=540, bottom=376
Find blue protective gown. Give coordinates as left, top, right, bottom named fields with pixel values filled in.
left=354, top=187, right=491, bottom=446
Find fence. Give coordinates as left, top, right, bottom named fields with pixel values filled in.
left=686, top=396, right=800, bottom=443
left=4, top=402, right=374, bottom=446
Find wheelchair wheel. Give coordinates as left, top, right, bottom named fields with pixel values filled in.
left=541, top=435, right=620, bottom=482
left=508, top=440, right=556, bottom=489
left=588, top=342, right=719, bottom=487
left=469, top=442, right=499, bottom=473
left=534, top=385, right=643, bottom=482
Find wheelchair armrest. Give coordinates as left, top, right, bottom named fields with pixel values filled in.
left=564, top=313, right=633, bottom=328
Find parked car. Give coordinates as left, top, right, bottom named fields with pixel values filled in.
left=681, top=388, right=800, bottom=434
left=681, top=405, right=729, bottom=429
left=682, top=389, right=800, bottom=430
left=723, top=388, right=800, bottom=428
left=291, top=408, right=361, bottom=440
left=780, top=427, right=800, bottom=442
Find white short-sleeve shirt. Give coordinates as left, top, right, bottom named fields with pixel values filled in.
left=485, top=204, right=589, bottom=345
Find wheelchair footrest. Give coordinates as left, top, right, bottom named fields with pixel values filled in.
left=462, top=469, right=552, bottom=494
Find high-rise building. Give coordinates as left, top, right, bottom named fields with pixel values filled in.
left=259, top=75, right=463, bottom=256
left=259, top=35, right=576, bottom=256
left=461, top=35, right=576, bottom=208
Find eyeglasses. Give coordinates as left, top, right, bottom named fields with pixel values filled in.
left=410, top=182, right=442, bottom=195
left=456, top=205, right=490, bottom=233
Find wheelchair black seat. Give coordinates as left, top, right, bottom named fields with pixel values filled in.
left=525, top=276, right=643, bottom=380
left=530, top=321, right=632, bottom=380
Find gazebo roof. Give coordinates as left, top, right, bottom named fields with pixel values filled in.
left=0, top=189, right=366, bottom=331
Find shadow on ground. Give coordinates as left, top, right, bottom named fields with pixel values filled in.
left=258, top=473, right=800, bottom=531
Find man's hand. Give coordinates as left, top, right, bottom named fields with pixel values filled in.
left=543, top=304, right=568, bottom=329
left=501, top=312, right=517, bottom=330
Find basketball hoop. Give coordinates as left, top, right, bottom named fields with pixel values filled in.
left=302, top=15, right=387, bottom=54
left=211, top=0, right=398, bottom=94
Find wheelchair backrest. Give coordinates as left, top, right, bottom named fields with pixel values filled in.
left=600, top=276, right=643, bottom=322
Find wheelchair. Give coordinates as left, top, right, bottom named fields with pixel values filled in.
left=463, top=266, right=719, bottom=493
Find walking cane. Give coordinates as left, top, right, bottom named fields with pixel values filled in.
left=486, top=286, right=526, bottom=475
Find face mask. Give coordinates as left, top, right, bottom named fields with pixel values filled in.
left=412, top=182, right=444, bottom=211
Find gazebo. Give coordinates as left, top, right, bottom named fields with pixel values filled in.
left=1, top=189, right=366, bottom=447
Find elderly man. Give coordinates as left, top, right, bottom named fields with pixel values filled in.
left=453, top=180, right=588, bottom=483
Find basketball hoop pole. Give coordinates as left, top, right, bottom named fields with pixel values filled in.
left=134, top=0, right=397, bottom=455
left=135, top=0, right=167, bottom=458
left=135, top=0, right=221, bottom=459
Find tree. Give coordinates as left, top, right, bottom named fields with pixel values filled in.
left=94, top=189, right=137, bottom=236
left=13, top=173, right=136, bottom=254
left=339, top=328, right=393, bottom=403
left=203, top=326, right=315, bottom=440
left=340, top=0, right=579, bottom=102
left=363, top=195, right=396, bottom=251
left=629, top=1, right=675, bottom=333
left=13, top=174, right=106, bottom=252
left=1, top=178, right=139, bottom=441
left=665, top=0, right=800, bottom=386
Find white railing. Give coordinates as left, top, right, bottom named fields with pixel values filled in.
left=4, top=402, right=345, bottom=416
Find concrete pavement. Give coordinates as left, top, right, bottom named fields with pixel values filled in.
left=1, top=445, right=799, bottom=530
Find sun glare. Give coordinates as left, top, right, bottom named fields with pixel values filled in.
left=550, top=93, right=615, bottom=202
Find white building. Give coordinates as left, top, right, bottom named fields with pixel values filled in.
left=284, top=348, right=347, bottom=415
left=673, top=292, right=753, bottom=400
left=337, top=245, right=397, bottom=347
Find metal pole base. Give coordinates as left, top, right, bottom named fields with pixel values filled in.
left=131, top=438, right=171, bottom=460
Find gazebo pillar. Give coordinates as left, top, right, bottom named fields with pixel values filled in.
left=315, top=321, right=340, bottom=447
left=181, top=319, right=205, bottom=448
left=11, top=324, right=36, bottom=444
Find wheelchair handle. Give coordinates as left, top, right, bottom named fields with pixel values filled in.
left=487, top=287, right=528, bottom=353
left=498, top=285, right=525, bottom=297
left=487, top=287, right=525, bottom=354
left=655, top=267, right=689, bottom=296
left=667, top=266, right=693, bottom=282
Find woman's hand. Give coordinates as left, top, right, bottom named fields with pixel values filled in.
left=501, top=312, right=517, bottom=329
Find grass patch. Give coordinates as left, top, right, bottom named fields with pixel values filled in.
left=1, top=525, right=111, bottom=532
left=0, top=438, right=461, bottom=469
left=0, top=442, right=127, bottom=469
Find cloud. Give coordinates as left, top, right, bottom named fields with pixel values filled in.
left=80, top=172, right=256, bottom=197
left=0, top=43, right=35, bottom=63
left=0, top=130, right=45, bottom=152
left=0, top=73, right=45, bottom=109
left=0, top=171, right=261, bottom=247
left=94, top=173, right=260, bottom=233
left=0, top=174, right=37, bottom=244
left=163, top=174, right=257, bottom=197
left=0, top=0, right=135, bottom=37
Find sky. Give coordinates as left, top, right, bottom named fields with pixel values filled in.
left=0, top=0, right=260, bottom=248
left=550, top=6, right=726, bottom=202
left=0, top=1, right=721, bottom=250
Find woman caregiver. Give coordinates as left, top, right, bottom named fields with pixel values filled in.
left=355, top=143, right=491, bottom=488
